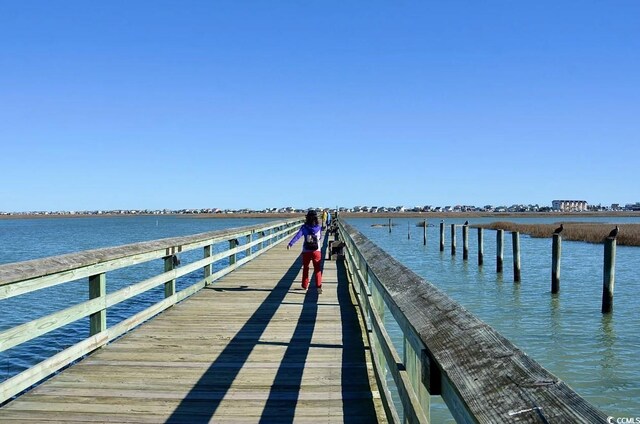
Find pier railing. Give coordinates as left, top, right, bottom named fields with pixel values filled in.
left=338, top=220, right=608, bottom=423
left=0, top=218, right=302, bottom=404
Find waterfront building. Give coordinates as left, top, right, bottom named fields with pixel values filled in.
left=552, top=200, right=588, bottom=212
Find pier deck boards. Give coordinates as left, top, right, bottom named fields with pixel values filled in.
left=1, top=238, right=384, bottom=423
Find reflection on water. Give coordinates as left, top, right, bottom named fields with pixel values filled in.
left=348, top=216, right=640, bottom=419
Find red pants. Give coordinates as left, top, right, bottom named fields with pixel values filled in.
left=301, top=251, right=322, bottom=288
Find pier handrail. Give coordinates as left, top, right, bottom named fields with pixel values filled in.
left=338, top=219, right=608, bottom=423
left=0, top=218, right=302, bottom=404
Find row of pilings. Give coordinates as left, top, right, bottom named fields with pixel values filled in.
left=390, top=218, right=617, bottom=314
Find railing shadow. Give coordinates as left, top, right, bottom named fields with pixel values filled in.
left=165, top=254, right=303, bottom=423
left=336, top=258, right=378, bottom=422
left=258, top=283, right=319, bottom=423
left=166, top=232, right=376, bottom=423
left=258, top=233, right=330, bottom=422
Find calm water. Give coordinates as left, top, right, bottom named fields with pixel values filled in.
left=1, top=215, right=639, bottom=420
left=347, top=216, right=640, bottom=421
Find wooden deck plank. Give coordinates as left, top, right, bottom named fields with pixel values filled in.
left=1, top=238, right=385, bottom=423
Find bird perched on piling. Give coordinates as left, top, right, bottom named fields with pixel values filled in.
left=608, top=225, right=619, bottom=239
left=553, top=224, right=564, bottom=235
left=464, top=220, right=469, bottom=226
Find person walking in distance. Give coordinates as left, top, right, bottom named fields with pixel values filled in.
left=321, top=209, right=328, bottom=230
left=287, top=210, right=323, bottom=294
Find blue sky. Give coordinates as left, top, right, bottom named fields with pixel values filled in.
left=2, top=1, right=639, bottom=212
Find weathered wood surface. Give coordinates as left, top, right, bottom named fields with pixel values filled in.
left=0, top=237, right=384, bottom=423
left=341, top=222, right=608, bottom=423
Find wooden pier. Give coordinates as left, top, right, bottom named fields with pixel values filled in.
left=0, top=218, right=610, bottom=423
left=0, top=232, right=384, bottom=423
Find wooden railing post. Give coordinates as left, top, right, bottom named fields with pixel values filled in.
left=229, top=239, right=238, bottom=265
left=404, top=338, right=430, bottom=422
left=89, top=273, right=106, bottom=335
left=204, top=245, right=212, bottom=285
left=245, top=233, right=252, bottom=257
left=602, top=237, right=616, bottom=314
left=477, top=228, right=484, bottom=266
left=512, top=231, right=521, bottom=282
left=164, top=255, right=176, bottom=297
left=369, top=274, right=388, bottom=399
left=496, top=229, right=504, bottom=273
left=363, top=262, right=371, bottom=332
left=551, top=234, right=561, bottom=293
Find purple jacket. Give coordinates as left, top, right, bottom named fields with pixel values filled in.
left=288, top=224, right=322, bottom=252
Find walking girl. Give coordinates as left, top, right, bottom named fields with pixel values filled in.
left=287, top=210, right=323, bottom=293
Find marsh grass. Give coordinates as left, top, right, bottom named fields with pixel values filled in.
left=475, top=222, right=640, bottom=246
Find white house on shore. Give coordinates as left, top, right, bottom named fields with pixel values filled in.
left=552, top=200, right=588, bottom=212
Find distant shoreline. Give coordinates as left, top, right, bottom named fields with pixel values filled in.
left=2, top=211, right=640, bottom=220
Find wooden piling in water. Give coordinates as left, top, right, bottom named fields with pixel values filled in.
left=602, top=237, right=617, bottom=314
left=477, top=228, right=484, bottom=266
left=462, top=224, right=469, bottom=260
left=551, top=234, right=561, bottom=294
left=496, top=229, right=504, bottom=273
left=389, top=218, right=392, bottom=233
left=451, top=224, right=456, bottom=256
left=440, top=221, right=445, bottom=252
left=423, top=219, right=427, bottom=246
left=407, top=222, right=410, bottom=240
left=512, top=231, right=521, bottom=282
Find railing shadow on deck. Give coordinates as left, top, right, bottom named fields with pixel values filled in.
left=165, top=258, right=304, bottom=423
left=166, top=233, right=379, bottom=424
left=260, top=235, right=377, bottom=424
left=166, top=234, right=330, bottom=423
left=258, top=278, right=319, bottom=423
left=336, top=258, right=378, bottom=423
left=258, top=231, right=331, bottom=422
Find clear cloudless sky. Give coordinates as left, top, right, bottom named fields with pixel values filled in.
left=1, top=1, right=639, bottom=212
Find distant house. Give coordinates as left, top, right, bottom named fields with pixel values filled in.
left=552, top=200, right=588, bottom=212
